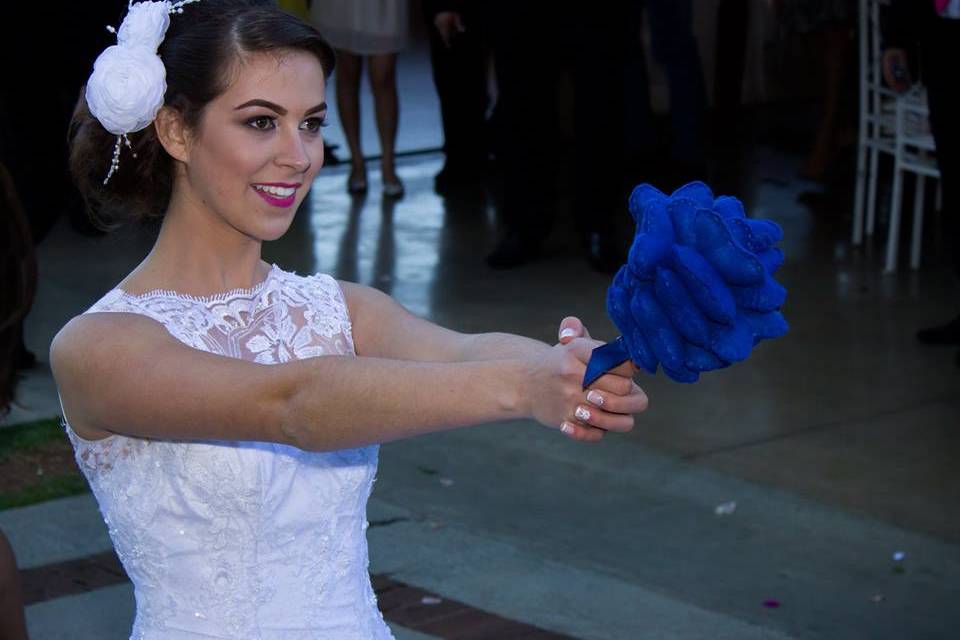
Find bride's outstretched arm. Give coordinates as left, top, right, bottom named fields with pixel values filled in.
left=51, top=309, right=645, bottom=452
left=338, top=281, right=645, bottom=436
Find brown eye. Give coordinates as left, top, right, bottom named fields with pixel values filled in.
left=300, top=117, right=326, bottom=133
left=247, top=116, right=275, bottom=131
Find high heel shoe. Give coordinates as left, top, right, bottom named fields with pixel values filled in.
left=382, top=178, right=405, bottom=199
left=347, top=169, right=367, bottom=195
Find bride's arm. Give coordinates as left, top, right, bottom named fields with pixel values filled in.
left=340, top=281, right=595, bottom=362
left=51, top=311, right=640, bottom=452
left=339, top=281, right=645, bottom=425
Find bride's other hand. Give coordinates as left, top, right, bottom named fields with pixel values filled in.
left=524, top=319, right=648, bottom=443
left=556, top=315, right=639, bottom=377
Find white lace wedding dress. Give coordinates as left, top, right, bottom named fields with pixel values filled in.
left=61, top=264, right=395, bottom=639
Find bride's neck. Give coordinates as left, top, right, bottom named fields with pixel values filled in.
left=132, top=193, right=267, bottom=295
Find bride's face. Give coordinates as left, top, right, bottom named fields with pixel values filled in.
left=183, top=49, right=327, bottom=241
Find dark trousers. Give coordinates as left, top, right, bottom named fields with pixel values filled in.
left=487, top=3, right=628, bottom=243
left=922, top=17, right=960, bottom=275
left=427, top=12, right=489, bottom=172
left=624, top=0, right=707, bottom=166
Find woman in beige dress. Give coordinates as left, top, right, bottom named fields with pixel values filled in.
left=310, top=0, right=409, bottom=197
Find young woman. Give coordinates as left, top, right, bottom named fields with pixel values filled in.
left=52, top=1, right=647, bottom=637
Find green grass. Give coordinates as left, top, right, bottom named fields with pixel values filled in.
left=0, top=474, right=89, bottom=510
left=0, top=416, right=68, bottom=462
left=0, top=416, right=90, bottom=510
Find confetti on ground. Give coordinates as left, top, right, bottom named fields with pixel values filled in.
left=763, top=599, right=781, bottom=608
left=439, top=477, right=454, bottom=487
left=428, top=520, right=445, bottom=530
left=714, top=501, right=737, bottom=516
left=871, top=594, right=885, bottom=603
left=421, top=596, right=443, bottom=605
left=892, top=551, right=906, bottom=562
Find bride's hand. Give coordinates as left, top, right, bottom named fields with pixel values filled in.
left=557, top=316, right=639, bottom=377
left=521, top=317, right=648, bottom=442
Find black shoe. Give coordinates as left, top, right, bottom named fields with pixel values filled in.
left=916, top=314, right=960, bottom=346
left=582, top=231, right=625, bottom=275
left=485, top=232, right=542, bottom=269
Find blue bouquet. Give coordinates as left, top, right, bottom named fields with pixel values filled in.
left=583, top=181, right=789, bottom=386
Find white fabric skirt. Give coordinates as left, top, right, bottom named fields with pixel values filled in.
left=310, top=0, right=409, bottom=55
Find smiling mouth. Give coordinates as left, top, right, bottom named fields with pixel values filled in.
left=252, top=183, right=300, bottom=208
left=252, top=184, right=298, bottom=197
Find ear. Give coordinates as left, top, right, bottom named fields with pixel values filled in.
left=153, top=106, right=190, bottom=163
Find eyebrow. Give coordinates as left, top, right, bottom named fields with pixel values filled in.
left=234, top=99, right=327, bottom=116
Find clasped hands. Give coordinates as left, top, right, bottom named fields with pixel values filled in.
left=533, top=316, right=648, bottom=443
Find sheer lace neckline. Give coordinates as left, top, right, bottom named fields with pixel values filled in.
left=114, top=263, right=280, bottom=304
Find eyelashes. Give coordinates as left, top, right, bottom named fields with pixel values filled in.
left=246, top=115, right=328, bottom=133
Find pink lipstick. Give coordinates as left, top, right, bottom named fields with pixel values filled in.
left=252, top=183, right=300, bottom=208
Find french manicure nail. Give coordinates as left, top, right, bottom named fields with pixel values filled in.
left=586, top=390, right=604, bottom=406
left=559, top=328, right=577, bottom=339
left=560, top=422, right=575, bottom=435
left=575, top=406, right=591, bottom=421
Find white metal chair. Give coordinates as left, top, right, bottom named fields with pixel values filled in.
left=884, top=85, right=940, bottom=272
left=853, top=0, right=897, bottom=246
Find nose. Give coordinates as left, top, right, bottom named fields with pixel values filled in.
left=277, top=128, right=313, bottom=174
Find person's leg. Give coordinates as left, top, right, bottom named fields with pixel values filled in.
left=916, top=16, right=960, bottom=345
left=646, top=0, right=707, bottom=172
left=335, top=49, right=366, bottom=191
left=0, top=531, right=27, bottom=640
left=801, top=22, right=854, bottom=180
left=484, top=2, right=558, bottom=267
left=623, top=0, right=656, bottom=171
left=367, top=53, right=402, bottom=191
left=571, top=9, right=629, bottom=273
left=426, top=12, right=489, bottom=191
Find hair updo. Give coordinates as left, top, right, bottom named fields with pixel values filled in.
left=69, top=0, right=335, bottom=230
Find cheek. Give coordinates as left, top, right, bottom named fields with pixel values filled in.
left=202, top=147, right=263, bottom=201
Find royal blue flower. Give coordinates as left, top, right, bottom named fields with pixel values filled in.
left=584, top=181, right=789, bottom=386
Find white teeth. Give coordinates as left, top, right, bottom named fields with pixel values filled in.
left=253, top=185, right=296, bottom=197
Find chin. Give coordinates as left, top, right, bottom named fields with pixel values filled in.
left=259, top=220, right=295, bottom=242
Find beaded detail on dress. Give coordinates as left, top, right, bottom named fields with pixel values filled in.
left=61, top=265, right=395, bottom=639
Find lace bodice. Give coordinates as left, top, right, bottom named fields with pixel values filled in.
left=61, top=264, right=395, bottom=639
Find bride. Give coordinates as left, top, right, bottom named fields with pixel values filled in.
left=51, top=1, right=648, bottom=637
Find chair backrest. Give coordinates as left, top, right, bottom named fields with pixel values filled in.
left=859, top=0, right=895, bottom=124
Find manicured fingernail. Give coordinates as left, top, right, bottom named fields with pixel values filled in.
left=559, top=328, right=577, bottom=339
left=586, top=390, right=604, bottom=406
left=560, top=422, right=575, bottom=435
left=575, top=406, right=591, bottom=421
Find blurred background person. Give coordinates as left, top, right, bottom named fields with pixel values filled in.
left=0, top=529, right=27, bottom=640
left=310, top=0, right=409, bottom=198
left=484, top=2, right=630, bottom=273
left=884, top=0, right=960, bottom=358
left=624, top=0, right=709, bottom=190
left=778, top=0, right=857, bottom=184
left=423, top=1, right=490, bottom=196
left=0, top=162, right=37, bottom=416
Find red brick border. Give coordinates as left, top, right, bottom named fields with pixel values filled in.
left=20, top=551, right=576, bottom=639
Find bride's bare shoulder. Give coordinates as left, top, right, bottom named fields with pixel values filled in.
left=50, top=313, right=164, bottom=440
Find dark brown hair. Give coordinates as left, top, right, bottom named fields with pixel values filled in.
left=68, top=0, right=335, bottom=231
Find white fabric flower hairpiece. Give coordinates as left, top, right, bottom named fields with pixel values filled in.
left=85, top=0, right=201, bottom=184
